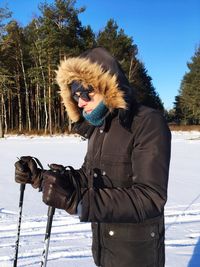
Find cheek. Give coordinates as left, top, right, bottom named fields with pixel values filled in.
left=92, top=101, right=100, bottom=109
left=93, top=95, right=103, bottom=105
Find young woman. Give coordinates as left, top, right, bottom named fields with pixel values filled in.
left=15, top=47, right=171, bottom=267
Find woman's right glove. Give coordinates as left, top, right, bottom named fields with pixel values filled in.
left=15, top=156, right=43, bottom=189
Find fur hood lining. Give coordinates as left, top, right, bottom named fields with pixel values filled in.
left=56, top=57, right=127, bottom=122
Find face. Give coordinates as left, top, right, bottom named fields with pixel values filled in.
left=74, top=91, right=103, bottom=114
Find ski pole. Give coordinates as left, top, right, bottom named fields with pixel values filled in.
left=40, top=206, right=55, bottom=267
left=13, top=183, right=26, bottom=267
left=31, top=157, right=55, bottom=266
left=29, top=157, right=55, bottom=266
left=40, top=163, right=59, bottom=267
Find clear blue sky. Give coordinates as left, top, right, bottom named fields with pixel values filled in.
left=2, top=0, right=200, bottom=110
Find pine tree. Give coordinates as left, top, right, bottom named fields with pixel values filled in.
left=35, top=0, right=95, bottom=133
left=0, top=6, right=12, bottom=137
left=1, top=20, right=31, bottom=132
left=175, top=46, right=200, bottom=124
left=97, top=19, right=137, bottom=75
left=129, top=59, right=164, bottom=110
left=173, top=95, right=184, bottom=124
left=97, top=19, right=163, bottom=110
left=0, top=5, right=12, bottom=38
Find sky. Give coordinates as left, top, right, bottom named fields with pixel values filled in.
left=1, top=0, right=200, bottom=110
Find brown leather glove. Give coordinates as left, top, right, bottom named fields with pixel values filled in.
left=15, top=156, right=43, bottom=189
left=42, top=165, right=82, bottom=215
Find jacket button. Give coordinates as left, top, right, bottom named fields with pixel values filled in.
left=94, top=173, right=98, bottom=178
left=100, top=129, right=103, bottom=133
left=109, top=230, right=114, bottom=236
left=151, top=232, right=155, bottom=237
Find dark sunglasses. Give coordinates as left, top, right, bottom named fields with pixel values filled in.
left=72, top=89, right=94, bottom=102
left=70, top=81, right=94, bottom=102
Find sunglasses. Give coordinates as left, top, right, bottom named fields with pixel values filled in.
left=73, top=89, right=94, bottom=102
left=70, top=81, right=94, bottom=102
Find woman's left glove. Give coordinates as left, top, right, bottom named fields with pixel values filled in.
left=42, top=164, right=82, bottom=215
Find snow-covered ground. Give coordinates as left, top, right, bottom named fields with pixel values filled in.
left=0, top=131, right=200, bottom=267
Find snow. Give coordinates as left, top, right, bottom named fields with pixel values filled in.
left=0, top=131, right=200, bottom=267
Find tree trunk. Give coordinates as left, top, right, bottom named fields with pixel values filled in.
left=68, top=116, right=72, bottom=133
left=41, top=66, right=48, bottom=134
left=2, top=92, right=7, bottom=134
left=60, top=102, right=65, bottom=131
left=36, top=83, right=40, bottom=131
left=0, top=93, right=4, bottom=138
left=8, top=89, right=13, bottom=131
left=0, top=115, right=3, bottom=138
left=37, top=53, right=48, bottom=133
left=16, top=73, right=22, bottom=132
left=34, top=21, right=48, bottom=134
left=48, top=60, right=52, bottom=135
left=19, top=46, right=31, bottom=131
left=128, top=56, right=138, bottom=83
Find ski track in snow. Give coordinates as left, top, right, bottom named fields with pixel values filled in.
left=1, top=203, right=200, bottom=266
left=0, top=210, right=93, bottom=266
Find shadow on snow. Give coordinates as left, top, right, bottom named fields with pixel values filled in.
left=188, top=237, right=200, bottom=267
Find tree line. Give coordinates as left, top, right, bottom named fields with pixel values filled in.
left=167, top=46, right=200, bottom=125
left=0, top=0, right=168, bottom=137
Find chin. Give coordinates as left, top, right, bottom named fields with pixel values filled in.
left=85, top=109, right=93, bottom=114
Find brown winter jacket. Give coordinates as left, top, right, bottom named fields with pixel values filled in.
left=56, top=47, right=171, bottom=267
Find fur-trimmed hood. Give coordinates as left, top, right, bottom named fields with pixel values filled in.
left=56, top=47, right=136, bottom=127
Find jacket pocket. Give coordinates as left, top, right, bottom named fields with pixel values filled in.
left=101, top=155, right=133, bottom=188
left=101, top=221, right=164, bottom=267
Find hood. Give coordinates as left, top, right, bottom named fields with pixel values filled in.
left=56, top=47, right=136, bottom=126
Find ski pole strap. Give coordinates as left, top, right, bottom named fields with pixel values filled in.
left=33, top=157, right=44, bottom=170
left=32, top=157, right=45, bottom=192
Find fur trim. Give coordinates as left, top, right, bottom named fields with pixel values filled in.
left=56, top=57, right=127, bottom=122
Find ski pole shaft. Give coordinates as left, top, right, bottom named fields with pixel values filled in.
left=13, top=183, right=26, bottom=267
left=40, top=206, right=55, bottom=267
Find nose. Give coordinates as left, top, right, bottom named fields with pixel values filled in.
left=78, top=97, right=87, bottom=108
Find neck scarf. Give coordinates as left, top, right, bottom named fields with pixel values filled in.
left=83, top=101, right=108, bottom=126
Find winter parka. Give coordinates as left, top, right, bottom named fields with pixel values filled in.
left=56, top=47, right=171, bottom=267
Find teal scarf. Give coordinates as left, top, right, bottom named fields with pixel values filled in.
left=83, top=101, right=108, bottom=126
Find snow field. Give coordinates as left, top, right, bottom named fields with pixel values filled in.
left=0, top=132, right=200, bottom=266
